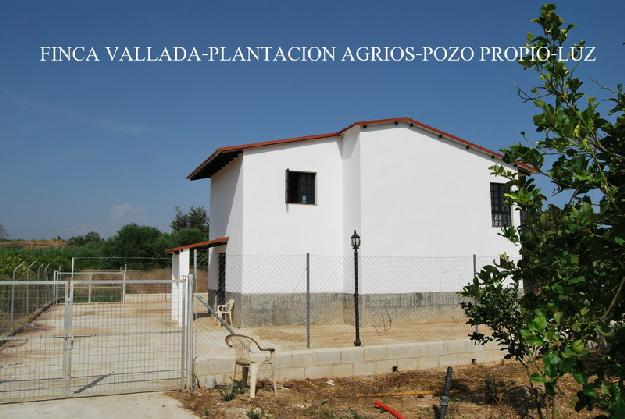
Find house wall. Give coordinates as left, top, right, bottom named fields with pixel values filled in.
left=357, top=124, right=520, bottom=293
left=208, top=156, right=244, bottom=295
left=340, top=128, right=361, bottom=294
left=240, top=138, right=345, bottom=293
left=205, top=122, right=522, bottom=326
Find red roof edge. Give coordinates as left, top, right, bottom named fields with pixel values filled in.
left=165, top=236, right=229, bottom=254
left=187, top=117, right=537, bottom=180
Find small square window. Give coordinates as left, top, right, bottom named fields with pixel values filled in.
left=490, top=182, right=512, bottom=227
left=286, top=170, right=316, bottom=204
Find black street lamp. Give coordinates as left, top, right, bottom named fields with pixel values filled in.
left=351, top=230, right=362, bottom=347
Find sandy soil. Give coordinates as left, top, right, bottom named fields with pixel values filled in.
left=171, top=362, right=600, bottom=418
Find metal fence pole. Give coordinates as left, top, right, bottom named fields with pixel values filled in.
left=10, top=262, right=24, bottom=331
left=9, top=283, right=15, bottom=331
left=88, top=272, right=92, bottom=303
left=37, top=264, right=43, bottom=310
left=63, top=282, right=73, bottom=395
left=306, top=253, right=311, bottom=349
left=44, top=263, right=50, bottom=304
left=121, top=266, right=127, bottom=302
left=193, top=249, right=198, bottom=294
left=185, top=274, right=195, bottom=389
left=472, top=254, right=479, bottom=335
left=26, top=263, right=31, bottom=316
left=55, top=266, right=61, bottom=302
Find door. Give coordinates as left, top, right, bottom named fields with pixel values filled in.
left=217, top=253, right=226, bottom=305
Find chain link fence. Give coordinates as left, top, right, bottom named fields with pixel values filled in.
left=192, top=253, right=518, bottom=351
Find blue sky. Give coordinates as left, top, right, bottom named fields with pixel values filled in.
left=0, top=1, right=623, bottom=239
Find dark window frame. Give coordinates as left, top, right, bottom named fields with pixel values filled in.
left=490, top=182, right=512, bottom=227
left=285, top=170, right=316, bottom=205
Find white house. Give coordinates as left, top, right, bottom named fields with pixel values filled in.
left=185, top=117, right=533, bottom=326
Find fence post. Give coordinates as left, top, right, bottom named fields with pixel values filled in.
left=26, top=264, right=30, bottom=316
left=185, top=274, right=195, bottom=390
left=55, top=266, right=61, bottom=302
left=63, top=282, right=74, bottom=395
left=472, top=254, right=479, bottom=335
left=306, top=253, right=311, bottom=349
left=10, top=262, right=23, bottom=332
left=193, top=249, right=198, bottom=294
left=9, top=282, right=15, bottom=332
left=121, top=266, right=127, bottom=303
left=44, top=263, right=50, bottom=305
left=88, top=272, right=92, bottom=303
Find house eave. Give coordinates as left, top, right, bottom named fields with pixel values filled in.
left=187, top=117, right=537, bottom=180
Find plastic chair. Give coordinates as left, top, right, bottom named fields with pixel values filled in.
left=215, top=299, right=234, bottom=326
left=225, top=333, right=276, bottom=398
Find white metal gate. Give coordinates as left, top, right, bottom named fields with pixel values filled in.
left=0, top=276, right=194, bottom=403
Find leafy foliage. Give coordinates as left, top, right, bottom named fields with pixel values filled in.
left=66, top=231, right=102, bottom=247
left=462, top=4, right=625, bottom=418
left=0, top=206, right=210, bottom=276
left=171, top=206, right=209, bottom=238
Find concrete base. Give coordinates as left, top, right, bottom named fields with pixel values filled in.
left=209, top=290, right=468, bottom=328
left=195, top=339, right=504, bottom=385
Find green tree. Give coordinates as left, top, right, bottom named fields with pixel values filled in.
left=170, top=228, right=206, bottom=247
left=170, top=206, right=209, bottom=237
left=107, top=224, right=164, bottom=259
left=67, top=231, right=102, bottom=247
left=461, top=4, right=625, bottom=417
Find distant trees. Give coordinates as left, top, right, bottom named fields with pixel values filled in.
left=171, top=206, right=209, bottom=235
left=66, top=231, right=102, bottom=247
left=107, top=224, right=164, bottom=258
left=169, top=206, right=209, bottom=247
left=0, top=206, right=209, bottom=275
left=0, top=224, right=8, bottom=240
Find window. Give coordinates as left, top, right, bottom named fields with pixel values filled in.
left=490, top=182, right=512, bottom=227
left=286, top=170, right=316, bottom=204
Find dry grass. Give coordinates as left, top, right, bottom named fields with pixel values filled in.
left=170, top=363, right=601, bottom=418
left=74, top=269, right=209, bottom=293
left=0, top=239, right=65, bottom=248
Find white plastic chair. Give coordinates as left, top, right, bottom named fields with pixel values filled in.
left=215, top=298, right=234, bottom=326
left=225, top=333, right=276, bottom=398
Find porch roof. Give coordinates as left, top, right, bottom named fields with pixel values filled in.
left=165, top=236, right=229, bottom=254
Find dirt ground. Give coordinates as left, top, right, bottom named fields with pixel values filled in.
left=171, top=363, right=601, bottom=418
left=246, top=322, right=475, bottom=351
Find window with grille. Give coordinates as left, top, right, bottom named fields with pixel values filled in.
left=285, top=170, right=316, bottom=204
left=490, top=182, right=512, bottom=227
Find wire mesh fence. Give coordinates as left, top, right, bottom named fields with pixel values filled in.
left=0, top=281, right=68, bottom=401
left=0, top=275, right=192, bottom=403
left=194, top=253, right=519, bottom=351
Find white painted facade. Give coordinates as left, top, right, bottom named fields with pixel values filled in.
left=204, top=122, right=521, bottom=295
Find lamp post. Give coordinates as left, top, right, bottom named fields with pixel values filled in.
left=351, top=230, right=362, bottom=347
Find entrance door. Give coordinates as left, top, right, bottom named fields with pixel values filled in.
left=217, top=253, right=226, bottom=305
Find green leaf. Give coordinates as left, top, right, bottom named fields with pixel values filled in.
left=534, top=314, right=548, bottom=331
left=572, top=371, right=586, bottom=384
left=553, top=312, right=563, bottom=323
left=583, top=385, right=597, bottom=398
left=530, top=373, right=545, bottom=384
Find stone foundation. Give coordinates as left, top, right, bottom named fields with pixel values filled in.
left=209, top=290, right=467, bottom=328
